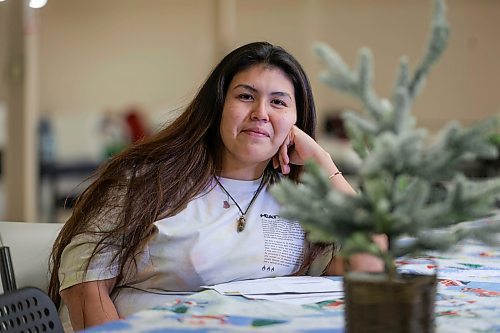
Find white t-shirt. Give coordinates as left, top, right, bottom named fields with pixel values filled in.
left=59, top=176, right=308, bottom=318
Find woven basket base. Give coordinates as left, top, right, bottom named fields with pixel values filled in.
left=344, top=272, right=437, bottom=333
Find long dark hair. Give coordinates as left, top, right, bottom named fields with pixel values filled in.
left=48, top=41, right=321, bottom=307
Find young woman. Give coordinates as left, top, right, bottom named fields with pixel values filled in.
left=49, top=41, right=382, bottom=331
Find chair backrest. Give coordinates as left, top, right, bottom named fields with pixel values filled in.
left=0, top=222, right=63, bottom=293
left=0, top=287, right=64, bottom=332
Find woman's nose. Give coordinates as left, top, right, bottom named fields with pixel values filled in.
left=250, top=101, right=269, bottom=121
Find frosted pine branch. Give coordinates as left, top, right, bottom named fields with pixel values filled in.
left=272, top=0, right=500, bottom=273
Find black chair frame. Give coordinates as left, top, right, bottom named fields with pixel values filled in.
left=0, top=287, right=63, bottom=333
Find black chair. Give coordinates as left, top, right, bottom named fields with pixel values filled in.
left=0, top=287, right=63, bottom=332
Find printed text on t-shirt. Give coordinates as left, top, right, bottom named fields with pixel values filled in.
left=261, top=215, right=305, bottom=269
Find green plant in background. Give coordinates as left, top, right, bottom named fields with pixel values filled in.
left=488, top=125, right=500, bottom=147
left=271, top=0, right=500, bottom=277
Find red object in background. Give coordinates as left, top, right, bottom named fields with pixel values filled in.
left=125, top=109, right=149, bottom=143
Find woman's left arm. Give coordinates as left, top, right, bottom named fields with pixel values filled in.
left=274, top=125, right=356, bottom=195
left=324, top=234, right=388, bottom=275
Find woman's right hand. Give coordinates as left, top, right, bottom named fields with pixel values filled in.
left=60, top=278, right=119, bottom=331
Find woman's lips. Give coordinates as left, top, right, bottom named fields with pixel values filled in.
left=242, top=127, right=270, bottom=137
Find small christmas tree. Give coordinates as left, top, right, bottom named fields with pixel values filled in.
left=272, top=0, right=500, bottom=276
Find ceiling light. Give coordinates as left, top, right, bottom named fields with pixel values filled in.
left=29, top=0, right=48, bottom=8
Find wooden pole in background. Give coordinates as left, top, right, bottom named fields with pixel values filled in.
left=4, top=0, right=39, bottom=222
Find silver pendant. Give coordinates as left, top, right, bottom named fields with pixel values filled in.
left=237, top=216, right=246, bottom=233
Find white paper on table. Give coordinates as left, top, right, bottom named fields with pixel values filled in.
left=203, top=276, right=342, bottom=295
left=242, top=291, right=344, bottom=305
left=202, top=276, right=343, bottom=304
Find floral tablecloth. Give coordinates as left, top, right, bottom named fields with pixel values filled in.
left=85, top=217, right=500, bottom=332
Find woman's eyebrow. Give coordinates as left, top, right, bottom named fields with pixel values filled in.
left=234, top=84, right=257, bottom=92
left=234, top=84, right=292, bottom=100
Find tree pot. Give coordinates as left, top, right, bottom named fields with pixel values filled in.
left=344, top=272, right=437, bottom=333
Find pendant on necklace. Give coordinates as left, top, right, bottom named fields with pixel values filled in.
left=223, top=200, right=230, bottom=209
left=237, top=215, right=246, bottom=233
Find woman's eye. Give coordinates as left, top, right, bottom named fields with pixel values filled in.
left=271, top=99, right=287, bottom=107
left=238, top=93, right=254, bottom=101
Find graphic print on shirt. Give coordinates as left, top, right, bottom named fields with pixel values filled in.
left=260, top=214, right=305, bottom=272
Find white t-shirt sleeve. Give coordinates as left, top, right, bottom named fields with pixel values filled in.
left=58, top=185, right=129, bottom=291
left=58, top=233, right=121, bottom=291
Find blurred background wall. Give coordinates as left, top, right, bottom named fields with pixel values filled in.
left=0, top=0, right=499, bottom=222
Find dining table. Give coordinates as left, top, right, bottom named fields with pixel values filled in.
left=83, top=213, right=500, bottom=333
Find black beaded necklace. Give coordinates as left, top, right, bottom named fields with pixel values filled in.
left=215, top=173, right=268, bottom=232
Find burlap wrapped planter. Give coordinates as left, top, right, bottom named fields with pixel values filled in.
left=344, top=272, right=437, bottom=333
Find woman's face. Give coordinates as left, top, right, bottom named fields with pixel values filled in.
left=220, top=64, right=297, bottom=178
